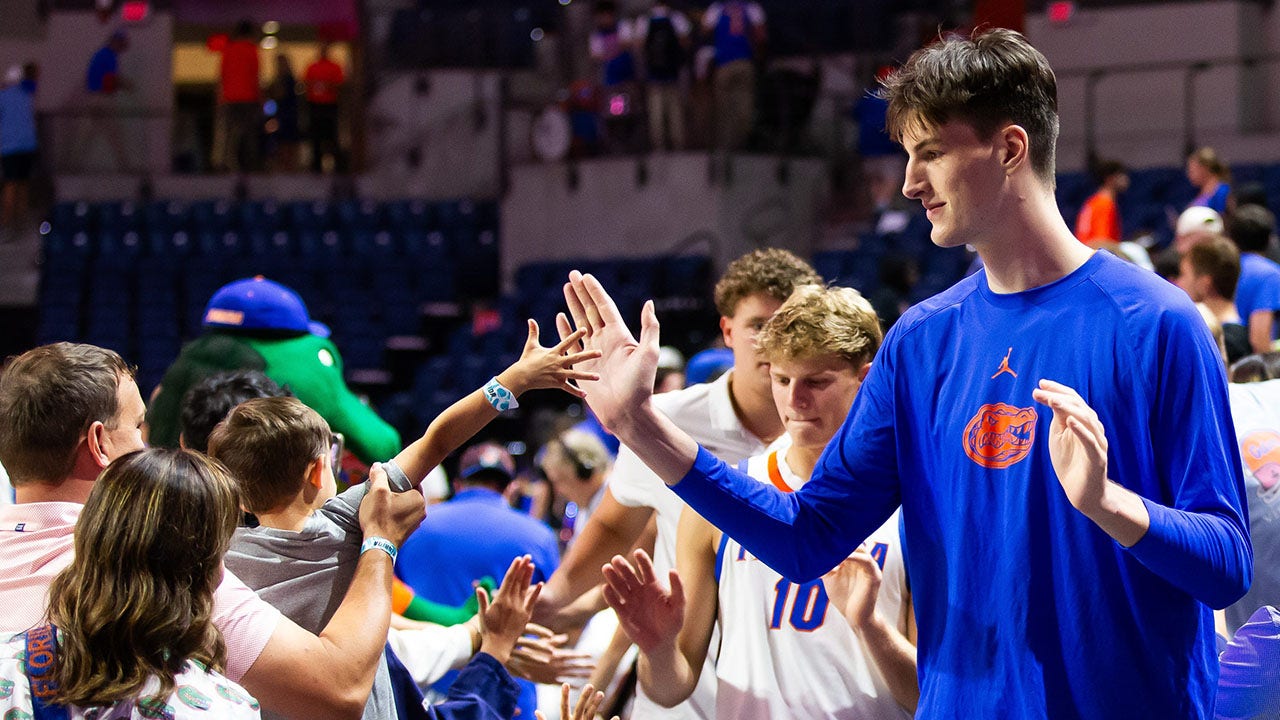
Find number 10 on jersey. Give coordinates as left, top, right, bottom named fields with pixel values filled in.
left=770, top=578, right=829, bottom=632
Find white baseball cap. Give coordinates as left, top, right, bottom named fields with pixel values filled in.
left=1176, top=206, right=1224, bottom=238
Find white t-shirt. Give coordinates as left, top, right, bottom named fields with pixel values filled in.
left=1226, top=379, right=1280, bottom=633
left=610, top=370, right=769, bottom=576
left=608, top=370, right=769, bottom=720
left=716, top=441, right=910, bottom=719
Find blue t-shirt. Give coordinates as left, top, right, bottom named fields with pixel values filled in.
left=395, top=487, right=560, bottom=719
left=1192, top=181, right=1231, bottom=215
left=86, top=46, right=118, bottom=93
left=0, top=85, right=36, bottom=155
left=1236, top=253, right=1280, bottom=338
left=674, top=250, right=1251, bottom=719
left=708, top=1, right=760, bottom=66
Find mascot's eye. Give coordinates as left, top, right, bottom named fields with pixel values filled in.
left=318, top=349, right=335, bottom=368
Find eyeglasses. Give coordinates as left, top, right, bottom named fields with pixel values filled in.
left=329, top=432, right=345, bottom=467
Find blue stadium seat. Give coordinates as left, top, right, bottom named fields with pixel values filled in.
left=50, top=201, right=94, bottom=235
left=145, top=201, right=190, bottom=237
left=386, top=199, right=435, bottom=233
left=191, top=200, right=234, bottom=236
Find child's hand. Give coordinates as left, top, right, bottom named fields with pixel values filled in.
left=476, top=555, right=542, bottom=665
left=497, top=319, right=601, bottom=398
left=534, top=683, right=619, bottom=720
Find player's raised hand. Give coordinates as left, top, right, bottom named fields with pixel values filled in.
left=1033, top=379, right=1150, bottom=547
left=560, top=270, right=660, bottom=433
left=822, top=545, right=883, bottom=633
left=601, top=549, right=684, bottom=654
left=1032, top=379, right=1109, bottom=515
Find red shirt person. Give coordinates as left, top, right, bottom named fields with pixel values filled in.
left=303, top=43, right=344, bottom=172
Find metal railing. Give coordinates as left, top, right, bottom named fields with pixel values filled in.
left=1059, top=52, right=1280, bottom=166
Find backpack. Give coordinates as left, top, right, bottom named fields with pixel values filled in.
left=645, top=15, right=684, bottom=82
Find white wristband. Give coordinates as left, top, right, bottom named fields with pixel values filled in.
left=483, top=377, right=519, bottom=412
left=361, top=536, right=398, bottom=563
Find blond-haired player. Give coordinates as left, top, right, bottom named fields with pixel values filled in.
left=602, top=285, right=918, bottom=718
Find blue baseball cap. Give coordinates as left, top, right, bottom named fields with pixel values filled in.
left=202, top=276, right=330, bottom=338
left=684, top=347, right=734, bottom=386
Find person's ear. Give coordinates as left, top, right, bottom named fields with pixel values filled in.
left=720, top=315, right=734, bottom=347
left=999, top=124, right=1030, bottom=175
left=307, top=456, right=326, bottom=490
left=858, top=362, right=872, bottom=382
left=85, top=421, right=111, bottom=469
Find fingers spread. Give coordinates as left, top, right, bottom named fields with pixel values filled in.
left=563, top=279, right=590, bottom=336
left=553, top=327, right=589, bottom=355
left=632, top=548, right=658, bottom=586
left=525, top=318, right=540, bottom=349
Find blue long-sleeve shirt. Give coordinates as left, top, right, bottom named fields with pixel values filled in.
left=673, top=250, right=1251, bottom=719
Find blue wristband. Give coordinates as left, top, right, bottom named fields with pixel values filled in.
left=483, top=377, right=519, bottom=412
left=361, top=536, right=398, bottom=563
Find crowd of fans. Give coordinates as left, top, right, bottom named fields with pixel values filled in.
left=4, top=24, right=1280, bottom=720
left=580, top=0, right=768, bottom=155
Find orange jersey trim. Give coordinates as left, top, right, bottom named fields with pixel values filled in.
left=767, top=451, right=794, bottom=493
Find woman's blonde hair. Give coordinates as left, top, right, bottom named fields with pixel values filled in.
left=47, top=448, right=241, bottom=708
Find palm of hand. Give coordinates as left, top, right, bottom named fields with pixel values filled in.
left=560, top=272, right=661, bottom=431
left=615, top=576, right=683, bottom=653
left=593, top=329, right=657, bottom=429
left=602, top=550, right=684, bottom=654
left=1046, top=412, right=1106, bottom=511
left=822, top=554, right=879, bottom=630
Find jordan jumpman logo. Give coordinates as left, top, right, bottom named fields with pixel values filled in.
left=991, top=347, right=1018, bottom=379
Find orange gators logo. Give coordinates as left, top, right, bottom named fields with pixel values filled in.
left=963, top=403, right=1038, bottom=469
left=1241, top=430, right=1280, bottom=501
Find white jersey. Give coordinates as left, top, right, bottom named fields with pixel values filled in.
left=1225, top=379, right=1280, bottom=634
left=609, top=370, right=769, bottom=720
left=715, top=442, right=911, bottom=720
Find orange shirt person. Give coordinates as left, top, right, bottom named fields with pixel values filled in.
left=1075, top=159, right=1128, bottom=245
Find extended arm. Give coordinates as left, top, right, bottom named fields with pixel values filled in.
left=536, top=487, right=653, bottom=627
left=601, top=509, right=718, bottom=708
left=823, top=549, right=918, bottom=712
left=559, top=271, right=898, bottom=581
left=238, top=465, right=425, bottom=719
left=1034, top=376, right=1251, bottom=608
left=1248, top=309, right=1276, bottom=355
left=394, top=321, right=598, bottom=482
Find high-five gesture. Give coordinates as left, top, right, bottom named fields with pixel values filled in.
left=498, top=319, right=602, bottom=399
left=1032, top=379, right=1148, bottom=547
left=560, top=271, right=661, bottom=433
left=559, top=271, right=700, bottom=485
left=475, top=555, right=543, bottom=665
left=601, top=549, right=685, bottom=655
